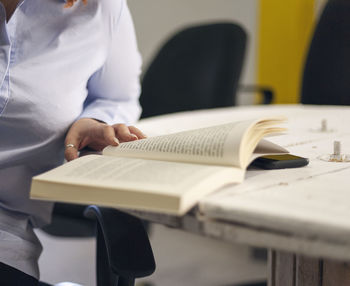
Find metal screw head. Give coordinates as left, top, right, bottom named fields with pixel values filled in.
left=334, top=141, right=341, bottom=156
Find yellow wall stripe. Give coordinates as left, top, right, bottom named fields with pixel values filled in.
left=258, top=0, right=316, bottom=103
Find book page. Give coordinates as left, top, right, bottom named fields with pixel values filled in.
left=239, top=119, right=287, bottom=167
left=104, top=121, right=254, bottom=167
left=103, top=117, right=286, bottom=168
left=50, top=155, right=221, bottom=192
left=250, top=139, right=289, bottom=163
left=31, top=155, right=244, bottom=214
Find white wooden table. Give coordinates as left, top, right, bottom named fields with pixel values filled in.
left=133, top=104, right=350, bottom=286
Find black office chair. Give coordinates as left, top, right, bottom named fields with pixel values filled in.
left=140, top=22, right=272, bottom=119
left=301, top=0, right=350, bottom=105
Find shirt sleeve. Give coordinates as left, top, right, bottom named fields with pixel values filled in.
left=78, top=0, right=142, bottom=125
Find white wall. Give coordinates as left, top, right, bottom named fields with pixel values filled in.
left=128, top=0, right=258, bottom=105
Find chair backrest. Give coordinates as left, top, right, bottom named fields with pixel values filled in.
left=301, top=0, right=350, bottom=105
left=140, top=22, right=247, bottom=118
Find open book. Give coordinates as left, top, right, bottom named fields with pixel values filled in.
left=30, top=117, right=287, bottom=215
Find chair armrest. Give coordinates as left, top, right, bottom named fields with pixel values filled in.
left=84, top=206, right=156, bottom=285
left=239, top=85, right=274, bottom=104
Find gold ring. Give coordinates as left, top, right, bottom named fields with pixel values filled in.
left=65, top=143, right=76, bottom=149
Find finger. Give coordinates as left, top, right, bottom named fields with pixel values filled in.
left=128, top=126, right=147, bottom=139
left=64, top=0, right=73, bottom=8
left=64, top=141, right=80, bottom=161
left=64, top=132, right=81, bottom=162
left=101, top=125, right=120, bottom=146
left=113, top=124, right=138, bottom=142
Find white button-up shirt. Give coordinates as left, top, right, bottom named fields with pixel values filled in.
left=0, top=0, right=142, bottom=278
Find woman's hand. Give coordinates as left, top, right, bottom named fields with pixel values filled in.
left=64, top=118, right=146, bottom=161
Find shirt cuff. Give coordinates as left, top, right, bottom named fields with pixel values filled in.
left=77, top=99, right=141, bottom=125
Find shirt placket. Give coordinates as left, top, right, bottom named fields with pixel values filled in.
left=0, top=0, right=25, bottom=116
left=0, top=3, right=11, bottom=114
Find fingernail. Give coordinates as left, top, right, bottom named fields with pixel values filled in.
left=114, top=137, right=120, bottom=145
left=131, top=134, right=138, bottom=140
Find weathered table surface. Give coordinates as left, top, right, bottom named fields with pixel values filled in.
left=132, top=105, right=350, bottom=286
